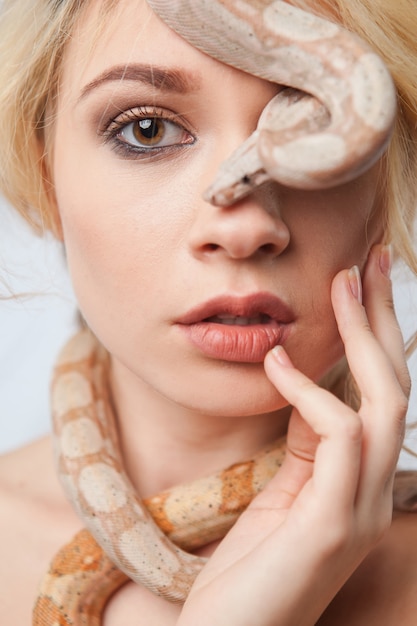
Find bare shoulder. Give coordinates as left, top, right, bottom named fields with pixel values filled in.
left=318, top=510, right=417, bottom=625
left=0, top=436, right=71, bottom=524
left=0, top=437, right=81, bottom=623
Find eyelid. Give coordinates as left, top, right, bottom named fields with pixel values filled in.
left=104, top=105, right=184, bottom=131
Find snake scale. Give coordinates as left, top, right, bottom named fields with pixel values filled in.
left=34, top=0, right=400, bottom=623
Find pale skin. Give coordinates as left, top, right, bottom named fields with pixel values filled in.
left=0, top=0, right=415, bottom=624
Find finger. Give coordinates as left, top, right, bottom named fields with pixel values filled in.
left=264, top=347, right=363, bottom=511
left=362, top=244, right=411, bottom=398
left=331, top=267, right=407, bottom=496
left=251, top=409, right=317, bottom=514
left=331, top=266, right=407, bottom=418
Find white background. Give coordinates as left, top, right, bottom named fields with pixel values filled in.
left=0, top=199, right=78, bottom=453
left=1, top=197, right=417, bottom=468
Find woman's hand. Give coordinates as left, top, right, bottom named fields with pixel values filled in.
left=177, top=244, right=410, bottom=626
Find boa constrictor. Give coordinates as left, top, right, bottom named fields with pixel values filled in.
left=33, top=332, right=417, bottom=625
left=34, top=1, right=400, bottom=624
left=33, top=329, right=286, bottom=624
left=147, top=0, right=397, bottom=205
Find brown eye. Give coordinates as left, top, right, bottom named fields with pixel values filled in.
left=132, top=118, right=165, bottom=146
left=117, top=115, right=192, bottom=151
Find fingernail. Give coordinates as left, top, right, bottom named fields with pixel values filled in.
left=271, top=345, right=294, bottom=367
left=348, top=265, right=362, bottom=304
left=379, top=244, right=393, bottom=278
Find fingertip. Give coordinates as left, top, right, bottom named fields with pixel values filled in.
left=270, top=345, right=294, bottom=368
left=365, top=243, right=393, bottom=282
left=330, top=267, right=362, bottom=310
left=378, top=244, right=393, bottom=279
left=264, top=345, right=295, bottom=384
left=361, top=244, right=395, bottom=310
left=347, top=265, right=363, bottom=304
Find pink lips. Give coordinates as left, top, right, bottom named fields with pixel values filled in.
left=177, top=292, right=294, bottom=363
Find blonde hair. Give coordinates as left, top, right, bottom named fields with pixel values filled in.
left=0, top=0, right=117, bottom=236
left=0, top=0, right=416, bottom=269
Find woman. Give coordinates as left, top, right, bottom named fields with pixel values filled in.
left=0, top=0, right=416, bottom=624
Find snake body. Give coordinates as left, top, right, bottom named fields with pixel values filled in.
left=147, top=0, right=397, bottom=205
left=34, top=1, right=400, bottom=623
left=33, top=330, right=286, bottom=623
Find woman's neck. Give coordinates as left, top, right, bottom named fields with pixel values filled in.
left=109, top=358, right=290, bottom=498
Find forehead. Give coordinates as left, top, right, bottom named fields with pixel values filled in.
left=59, top=0, right=207, bottom=100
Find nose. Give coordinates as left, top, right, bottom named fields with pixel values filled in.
left=188, top=184, right=290, bottom=262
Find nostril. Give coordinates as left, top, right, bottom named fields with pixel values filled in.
left=259, top=243, right=276, bottom=255
left=204, top=243, right=220, bottom=252
left=200, top=241, right=282, bottom=257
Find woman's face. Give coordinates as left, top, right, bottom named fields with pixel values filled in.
left=52, top=0, right=383, bottom=416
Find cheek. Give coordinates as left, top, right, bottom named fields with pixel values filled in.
left=52, top=111, right=211, bottom=319
left=53, top=158, right=181, bottom=331
left=287, top=277, right=344, bottom=383
left=285, top=170, right=382, bottom=272
left=283, top=181, right=382, bottom=381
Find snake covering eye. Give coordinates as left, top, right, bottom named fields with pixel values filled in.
left=146, top=0, right=397, bottom=204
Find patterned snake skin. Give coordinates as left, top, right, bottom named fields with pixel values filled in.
left=33, top=330, right=286, bottom=623
left=146, top=0, right=397, bottom=204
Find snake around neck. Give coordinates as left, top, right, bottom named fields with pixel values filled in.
left=33, top=330, right=417, bottom=625
left=33, top=329, right=286, bottom=624
left=34, top=1, right=400, bottom=624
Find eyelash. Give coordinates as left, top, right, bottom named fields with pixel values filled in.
left=100, top=105, right=195, bottom=157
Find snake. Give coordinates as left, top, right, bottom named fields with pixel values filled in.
left=33, top=329, right=287, bottom=623
left=33, top=1, right=401, bottom=624
left=146, top=0, right=397, bottom=205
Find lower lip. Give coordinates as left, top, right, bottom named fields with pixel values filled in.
left=178, top=321, right=290, bottom=363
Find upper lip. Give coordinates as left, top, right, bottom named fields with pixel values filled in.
left=177, top=292, right=295, bottom=325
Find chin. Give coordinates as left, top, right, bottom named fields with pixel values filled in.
left=161, top=360, right=290, bottom=417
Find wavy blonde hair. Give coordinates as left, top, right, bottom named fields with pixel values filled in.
left=0, top=0, right=118, bottom=235
left=0, top=0, right=416, bottom=346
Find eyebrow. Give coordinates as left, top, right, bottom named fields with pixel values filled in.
left=79, top=64, right=201, bottom=100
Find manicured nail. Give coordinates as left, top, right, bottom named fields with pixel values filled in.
left=348, top=265, right=362, bottom=304
left=271, top=345, right=294, bottom=367
left=379, top=244, right=393, bottom=278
